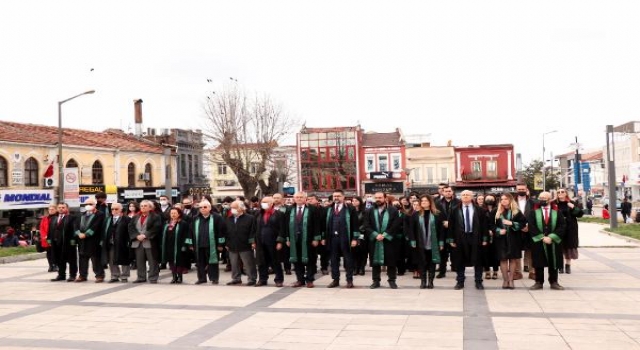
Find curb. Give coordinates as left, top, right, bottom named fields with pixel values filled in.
left=0, top=252, right=46, bottom=265
left=598, top=229, right=640, bottom=245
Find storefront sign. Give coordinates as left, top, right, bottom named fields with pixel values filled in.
left=63, top=168, right=80, bottom=208
left=364, top=182, right=404, bottom=194
left=0, top=189, right=55, bottom=210
left=119, top=187, right=180, bottom=201
left=369, top=172, right=393, bottom=180
left=155, top=189, right=178, bottom=197
left=123, top=190, right=144, bottom=199
left=78, top=185, right=118, bottom=204
left=186, top=186, right=212, bottom=197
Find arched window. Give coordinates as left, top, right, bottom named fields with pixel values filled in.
left=127, top=162, right=136, bottom=187
left=24, top=157, right=39, bottom=186
left=0, top=156, right=7, bottom=187
left=66, top=159, right=78, bottom=168
left=92, top=160, right=103, bottom=185
left=145, top=163, right=152, bottom=185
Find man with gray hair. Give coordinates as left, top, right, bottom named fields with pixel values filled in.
left=128, top=200, right=162, bottom=283
left=226, top=200, right=258, bottom=285
left=103, top=202, right=131, bottom=283
left=192, top=199, right=227, bottom=284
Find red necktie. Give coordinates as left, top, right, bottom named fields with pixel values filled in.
left=296, top=207, right=303, bottom=222
left=544, top=207, right=549, bottom=225
left=140, top=215, right=147, bottom=226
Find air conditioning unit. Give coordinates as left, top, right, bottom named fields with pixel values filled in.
left=138, top=173, right=151, bottom=181
left=223, top=180, right=235, bottom=186
left=43, top=177, right=56, bottom=188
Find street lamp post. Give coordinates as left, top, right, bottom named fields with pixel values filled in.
left=542, top=130, right=558, bottom=192
left=58, top=90, right=95, bottom=203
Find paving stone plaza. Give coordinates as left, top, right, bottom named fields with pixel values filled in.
left=0, top=222, right=639, bottom=350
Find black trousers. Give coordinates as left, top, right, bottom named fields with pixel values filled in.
left=535, top=267, right=559, bottom=284
left=52, top=242, right=77, bottom=279
left=439, top=244, right=453, bottom=273
left=46, top=247, right=55, bottom=268
left=372, top=265, right=397, bottom=282
left=79, top=252, right=104, bottom=278
left=330, top=236, right=354, bottom=282
left=197, top=247, right=219, bottom=282
left=419, top=249, right=437, bottom=279
left=353, top=242, right=368, bottom=272
left=258, top=243, right=283, bottom=283
left=293, top=241, right=315, bottom=283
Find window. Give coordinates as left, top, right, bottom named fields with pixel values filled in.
left=127, top=163, right=135, bottom=187
left=0, top=156, right=7, bottom=187
left=24, top=157, right=39, bottom=186
left=486, top=161, right=497, bottom=179
left=250, top=162, right=259, bottom=175
left=471, top=161, right=482, bottom=179
left=366, top=155, right=375, bottom=172
left=440, top=167, right=448, bottom=183
left=66, top=159, right=78, bottom=168
left=194, top=155, right=199, bottom=178
left=378, top=155, right=388, bottom=172
left=413, top=168, right=421, bottom=182
left=392, top=154, right=401, bottom=171
left=92, top=160, right=103, bottom=184
left=426, top=167, right=434, bottom=184
left=217, top=163, right=227, bottom=175
left=188, top=155, right=193, bottom=179
left=180, top=154, right=186, bottom=177
left=144, top=163, right=153, bottom=185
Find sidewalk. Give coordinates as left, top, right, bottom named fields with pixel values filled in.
left=578, top=222, right=640, bottom=247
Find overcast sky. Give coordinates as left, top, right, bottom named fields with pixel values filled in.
left=1, top=1, right=639, bottom=164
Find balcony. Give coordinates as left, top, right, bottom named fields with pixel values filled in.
left=460, top=171, right=508, bottom=182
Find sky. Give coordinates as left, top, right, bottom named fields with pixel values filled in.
left=1, top=1, right=639, bottom=165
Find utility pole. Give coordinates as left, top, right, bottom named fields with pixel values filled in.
left=606, top=125, right=618, bottom=228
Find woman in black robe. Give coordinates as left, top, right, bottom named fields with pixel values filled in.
left=553, top=189, right=583, bottom=274
left=162, top=208, right=192, bottom=284
left=491, top=193, right=527, bottom=289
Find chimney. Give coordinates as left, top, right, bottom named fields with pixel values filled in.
left=134, top=99, right=143, bottom=136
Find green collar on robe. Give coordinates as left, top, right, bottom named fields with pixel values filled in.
left=194, top=216, right=222, bottom=264
left=533, top=208, right=561, bottom=269
left=419, top=213, right=440, bottom=263
left=161, top=222, right=182, bottom=264
left=370, top=209, right=389, bottom=266
left=288, top=208, right=309, bottom=264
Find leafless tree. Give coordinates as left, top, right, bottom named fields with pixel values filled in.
left=203, top=83, right=297, bottom=198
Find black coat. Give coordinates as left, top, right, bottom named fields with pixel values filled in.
left=255, top=209, right=283, bottom=266
left=75, top=211, right=105, bottom=256
left=554, top=199, right=583, bottom=250
left=408, top=210, right=446, bottom=267
left=280, top=205, right=322, bottom=245
left=527, top=205, right=566, bottom=269
left=226, top=214, right=257, bottom=252
left=449, top=203, right=489, bottom=267
left=102, top=215, right=132, bottom=266
left=161, top=220, right=191, bottom=267
left=49, top=214, right=77, bottom=253
left=323, top=204, right=360, bottom=246
left=490, top=209, right=528, bottom=260
left=363, top=205, right=402, bottom=266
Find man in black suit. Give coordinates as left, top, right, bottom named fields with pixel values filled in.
left=436, top=185, right=460, bottom=278
left=323, top=190, right=360, bottom=289
left=255, top=196, right=284, bottom=287
left=103, top=203, right=132, bottom=283
left=449, top=190, right=489, bottom=290
left=128, top=200, right=162, bottom=284
left=49, top=203, right=78, bottom=282
left=74, top=197, right=105, bottom=282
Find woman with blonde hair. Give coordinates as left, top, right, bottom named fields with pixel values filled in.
left=491, top=193, right=527, bottom=289
left=408, top=194, right=445, bottom=289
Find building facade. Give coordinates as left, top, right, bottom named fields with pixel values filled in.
left=360, top=129, right=406, bottom=196
left=405, top=144, right=455, bottom=195
left=454, top=144, right=516, bottom=194
left=0, top=121, right=175, bottom=228
left=297, top=126, right=362, bottom=198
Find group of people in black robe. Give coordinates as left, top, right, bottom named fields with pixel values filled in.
left=42, top=183, right=582, bottom=291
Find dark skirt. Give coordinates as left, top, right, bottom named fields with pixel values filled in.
left=494, top=232, right=523, bottom=260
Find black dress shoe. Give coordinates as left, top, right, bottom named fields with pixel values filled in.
left=369, top=281, right=381, bottom=289
left=346, top=281, right=354, bottom=289
left=529, top=282, right=543, bottom=290
left=550, top=282, right=565, bottom=290
left=66, top=277, right=76, bottom=282
left=50, top=276, right=65, bottom=282
left=475, top=281, right=484, bottom=290
left=255, top=281, right=267, bottom=287
left=226, top=280, right=242, bottom=285
left=108, top=279, right=119, bottom=283
left=195, top=280, right=206, bottom=285
left=321, top=269, right=329, bottom=275
left=211, top=281, right=219, bottom=285
left=245, top=281, right=256, bottom=286
left=454, top=282, right=464, bottom=290
left=327, top=280, right=340, bottom=288
left=427, top=280, right=434, bottom=289
left=285, top=270, right=292, bottom=275
left=132, top=279, right=147, bottom=284
left=389, top=281, right=398, bottom=289
left=420, top=281, right=427, bottom=289
left=436, top=272, right=446, bottom=279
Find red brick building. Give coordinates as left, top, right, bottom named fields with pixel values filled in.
left=454, top=144, right=516, bottom=194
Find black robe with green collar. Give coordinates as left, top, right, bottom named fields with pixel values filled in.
left=527, top=205, right=566, bottom=269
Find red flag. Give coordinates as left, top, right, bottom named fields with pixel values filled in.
left=622, top=174, right=627, bottom=184
left=43, top=161, right=54, bottom=178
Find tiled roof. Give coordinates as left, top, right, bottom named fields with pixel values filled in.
left=582, top=151, right=603, bottom=162
left=0, top=121, right=164, bottom=154
left=362, top=131, right=403, bottom=147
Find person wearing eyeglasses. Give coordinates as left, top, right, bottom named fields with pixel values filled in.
left=553, top=188, right=583, bottom=274
left=103, top=203, right=132, bottom=283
